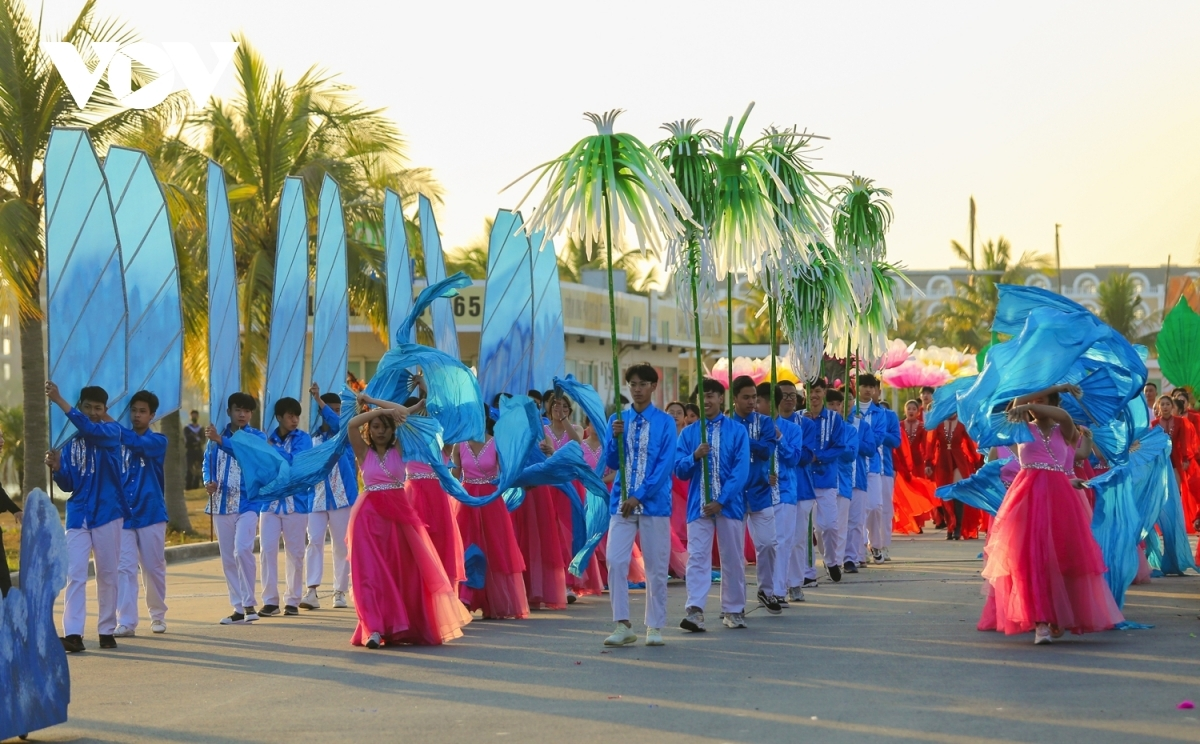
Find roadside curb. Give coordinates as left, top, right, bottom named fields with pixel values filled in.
left=8, top=537, right=262, bottom=589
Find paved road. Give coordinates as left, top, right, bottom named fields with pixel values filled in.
left=19, top=533, right=1200, bottom=744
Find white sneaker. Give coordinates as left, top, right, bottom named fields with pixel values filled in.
left=1034, top=626, right=1052, bottom=645
left=645, top=628, right=665, bottom=646
left=787, top=586, right=806, bottom=603
left=333, top=591, right=348, bottom=608
left=113, top=624, right=135, bottom=637
left=366, top=632, right=382, bottom=649
left=151, top=620, right=167, bottom=634
left=566, top=588, right=578, bottom=604
left=300, top=588, right=320, bottom=610
left=680, top=608, right=706, bottom=633
left=722, top=612, right=747, bottom=629
left=882, top=547, right=892, bottom=562
left=603, top=623, right=638, bottom=647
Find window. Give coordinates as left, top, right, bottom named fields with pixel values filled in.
left=1026, top=274, right=1051, bottom=290
left=926, top=276, right=953, bottom=298
left=1075, top=277, right=1098, bottom=295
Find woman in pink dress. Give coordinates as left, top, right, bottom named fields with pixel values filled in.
left=978, top=385, right=1123, bottom=644
left=451, top=410, right=529, bottom=619
left=544, top=394, right=605, bottom=599
left=345, top=397, right=471, bottom=649
left=404, top=414, right=466, bottom=589
left=510, top=396, right=570, bottom=610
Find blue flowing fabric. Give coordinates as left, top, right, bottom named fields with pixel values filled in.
left=206, top=161, right=240, bottom=431
left=263, top=176, right=309, bottom=420
left=418, top=194, right=460, bottom=357
left=935, top=457, right=1011, bottom=516
left=553, top=374, right=608, bottom=477
left=491, top=396, right=611, bottom=575
left=477, top=210, right=534, bottom=404
left=1155, top=466, right=1198, bottom=576
left=1087, top=428, right=1172, bottom=607
left=463, top=545, right=487, bottom=590
left=44, top=128, right=127, bottom=447
left=365, top=343, right=484, bottom=445
left=103, top=146, right=182, bottom=425
left=992, top=284, right=1090, bottom=336
left=384, top=189, right=415, bottom=347
left=396, top=272, right=473, bottom=348
left=530, top=230, right=566, bottom=389
left=1091, top=398, right=1151, bottom=467
left=925, top=375, right=977, bottom=429
left=311, top=175, right=349, bottom=429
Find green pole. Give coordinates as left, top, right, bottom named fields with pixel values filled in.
left=769, top=276, right=778, bottom=481
left=604, top=194, right=626, bottom=502
left=689, top=240, right=712, bottom=504
left=727, top=272, right=734, bottom=412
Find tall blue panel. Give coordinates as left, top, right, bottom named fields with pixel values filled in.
left=103, top=146, right=183, bottom=425
left=44, top=127, right=127, bottom=447
left=263, top=176, right=309, bottom=426
left=531, top=230, right=566, bottom=389
left=418, top=194, right=460, bottom=358
left=311, top=174, right=349, bottom=428
left=206, top=161, right=240, bottom=431
left=477, top=210, right=534, bottom=404
left=385, top=189, right=415, bottom=347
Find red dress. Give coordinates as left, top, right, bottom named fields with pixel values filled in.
left=1152, top=415, right=1199, bottom=535
left=546, top=426, right=604, bottom=597
left=927, top=419, right=985, bottom=538
left=892, top=420, right=939, bottom=534
left=455, top=440, right=529, bottom=619
left=406, top=460, right=465, bottom=585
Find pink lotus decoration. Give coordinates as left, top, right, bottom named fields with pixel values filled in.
left=881, top=360, right=953, bottom=389
left=876, top=338, right=914, bottom=372
left=708, top=357, right=761, bottom=387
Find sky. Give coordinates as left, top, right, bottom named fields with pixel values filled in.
left=39, top=0, right=1200, bottom=270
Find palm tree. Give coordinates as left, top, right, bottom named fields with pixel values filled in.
left=554, top=236, right=667, bottom=295
left=893, top=296, right=942, bottom=348
left=1096, top=272, right=1156, bottom=346
left=0, top=0, right=177, bottom=494
left=935, top=237, right=1050, bottom=351
left=195, top=35, right=440, bottom=395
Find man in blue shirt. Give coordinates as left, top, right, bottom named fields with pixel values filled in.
left=801, top=379, right=847, bottom=583
left=205, top=392, right=267, bottom=625
left=302, top=384, right=357, bottom=611
left=856, top=374, right=900, bottom=564
left=675, top=378, right=751, bottom=631
left=46, top=381, right=130, bottom=652
left=729, top=376, right=782, bottom=615
left=114, top=391, right=169, bottom=637
left=871, top=384, right=902, bottom=562
left=756, top=383, right=811, bottom=605
left=259, top=396, right=313, bottom=617
left=832, top=390, right=876, bottom=574
left=601, top=363, right=677, bottom=648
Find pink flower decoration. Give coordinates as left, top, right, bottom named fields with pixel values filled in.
left=709, top=357, right=762, bottom=386
left=881, top=360, right=953, bottom=389
left=877, top=338, right=913, bottom=371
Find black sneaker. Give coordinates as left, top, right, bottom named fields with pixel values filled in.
left=828, top=565, right=842, bottom=583
left=220, top=612, right=247, bottom=625
left=803, top=577, right=820, bottom=588
left=844, top=560, right=859, bottom=574
left=757, top=589, right=783, bottom=615
left=284, top=605, right=299, bottom=616
left=258, top=604, right=281, bottom=617
left=775, top=594, right=789, bottom=608
left=61, top=634, right=85, bottom=653
left=98, top=634, right=117, bottom=649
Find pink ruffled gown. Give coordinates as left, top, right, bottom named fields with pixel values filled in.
left=550, top=428, right=603, bottom=597
left=510, top=432, right=569, bottom=610
left=406, top=458, right=465, bottom=586
left=978, top=423, right=1124, bottom=636
left=455, top=440, right=529, bottom=619
left=347, top=447, right=471, bottom=646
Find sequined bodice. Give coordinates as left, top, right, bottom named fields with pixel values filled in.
left=1018, top=423, right=1074, bottom=473
left=459, top=439, right=497, bottom=481
left=361, top=447, right=407, bottom=490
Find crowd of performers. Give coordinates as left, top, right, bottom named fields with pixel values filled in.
left=42, top=349, right=1199, bottom=653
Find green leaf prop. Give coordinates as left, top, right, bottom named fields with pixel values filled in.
left=831, top=174, right=893, bottom=311
left=1159, top=298, right=1200, bottom=391
left=781, top=242, right=854, bottom=380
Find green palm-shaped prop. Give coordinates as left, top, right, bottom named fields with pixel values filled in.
left=832, top=174, right=894, bottom=313
left=656, top=119, right=717, bottom=503
left=507, top=110, right=692, bottom=501
left=781, top=242, right=854, bottom=380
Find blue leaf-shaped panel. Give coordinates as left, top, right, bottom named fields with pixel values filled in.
left=311, top=175, right=348, bottom=428
left=103, top=147, right=183, bottom=426
left=531, top=229, right=566, bottom=389
left=385, top=189, right=415, bottom=347
left=418, top=194, right=460, bottom=357
left=206, top=161, right=240, bottom=431
left=44, top=127, right=127, bottom=447
left=263, top=176, right=309, bottom=424
left=477, top=210, right=533, bottom=403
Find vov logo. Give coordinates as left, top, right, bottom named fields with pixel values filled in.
left=43, top=41, right=239, bottom=110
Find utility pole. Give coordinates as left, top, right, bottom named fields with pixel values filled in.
left=968, top=197, right=976, bottom=285
left=1055, top=224, right=1062, bottom=294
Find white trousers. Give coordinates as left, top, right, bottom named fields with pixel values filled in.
left=685, top=515, right=745, bottom=613
left=117, top=522, right=168, bottom=629
left=772, top=502, right=797, bottom=595
left=865, top=472, right=886, bottom=551
left=812, top=488, right=840, bottom=572
left=215, top=511, right=258, bottom=612
left=788, top=500, right=817, bottom=584
left=305, top=508, right=351, bottom=592
left=64, top=518, right=122, bottom=636
left=606, top=514, right=669, bottom=628
left=260, top=511, right=308, bottom=607
left=745, top=508, right=778, bottom=597
left=882, top=475, right=896, bottom=549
